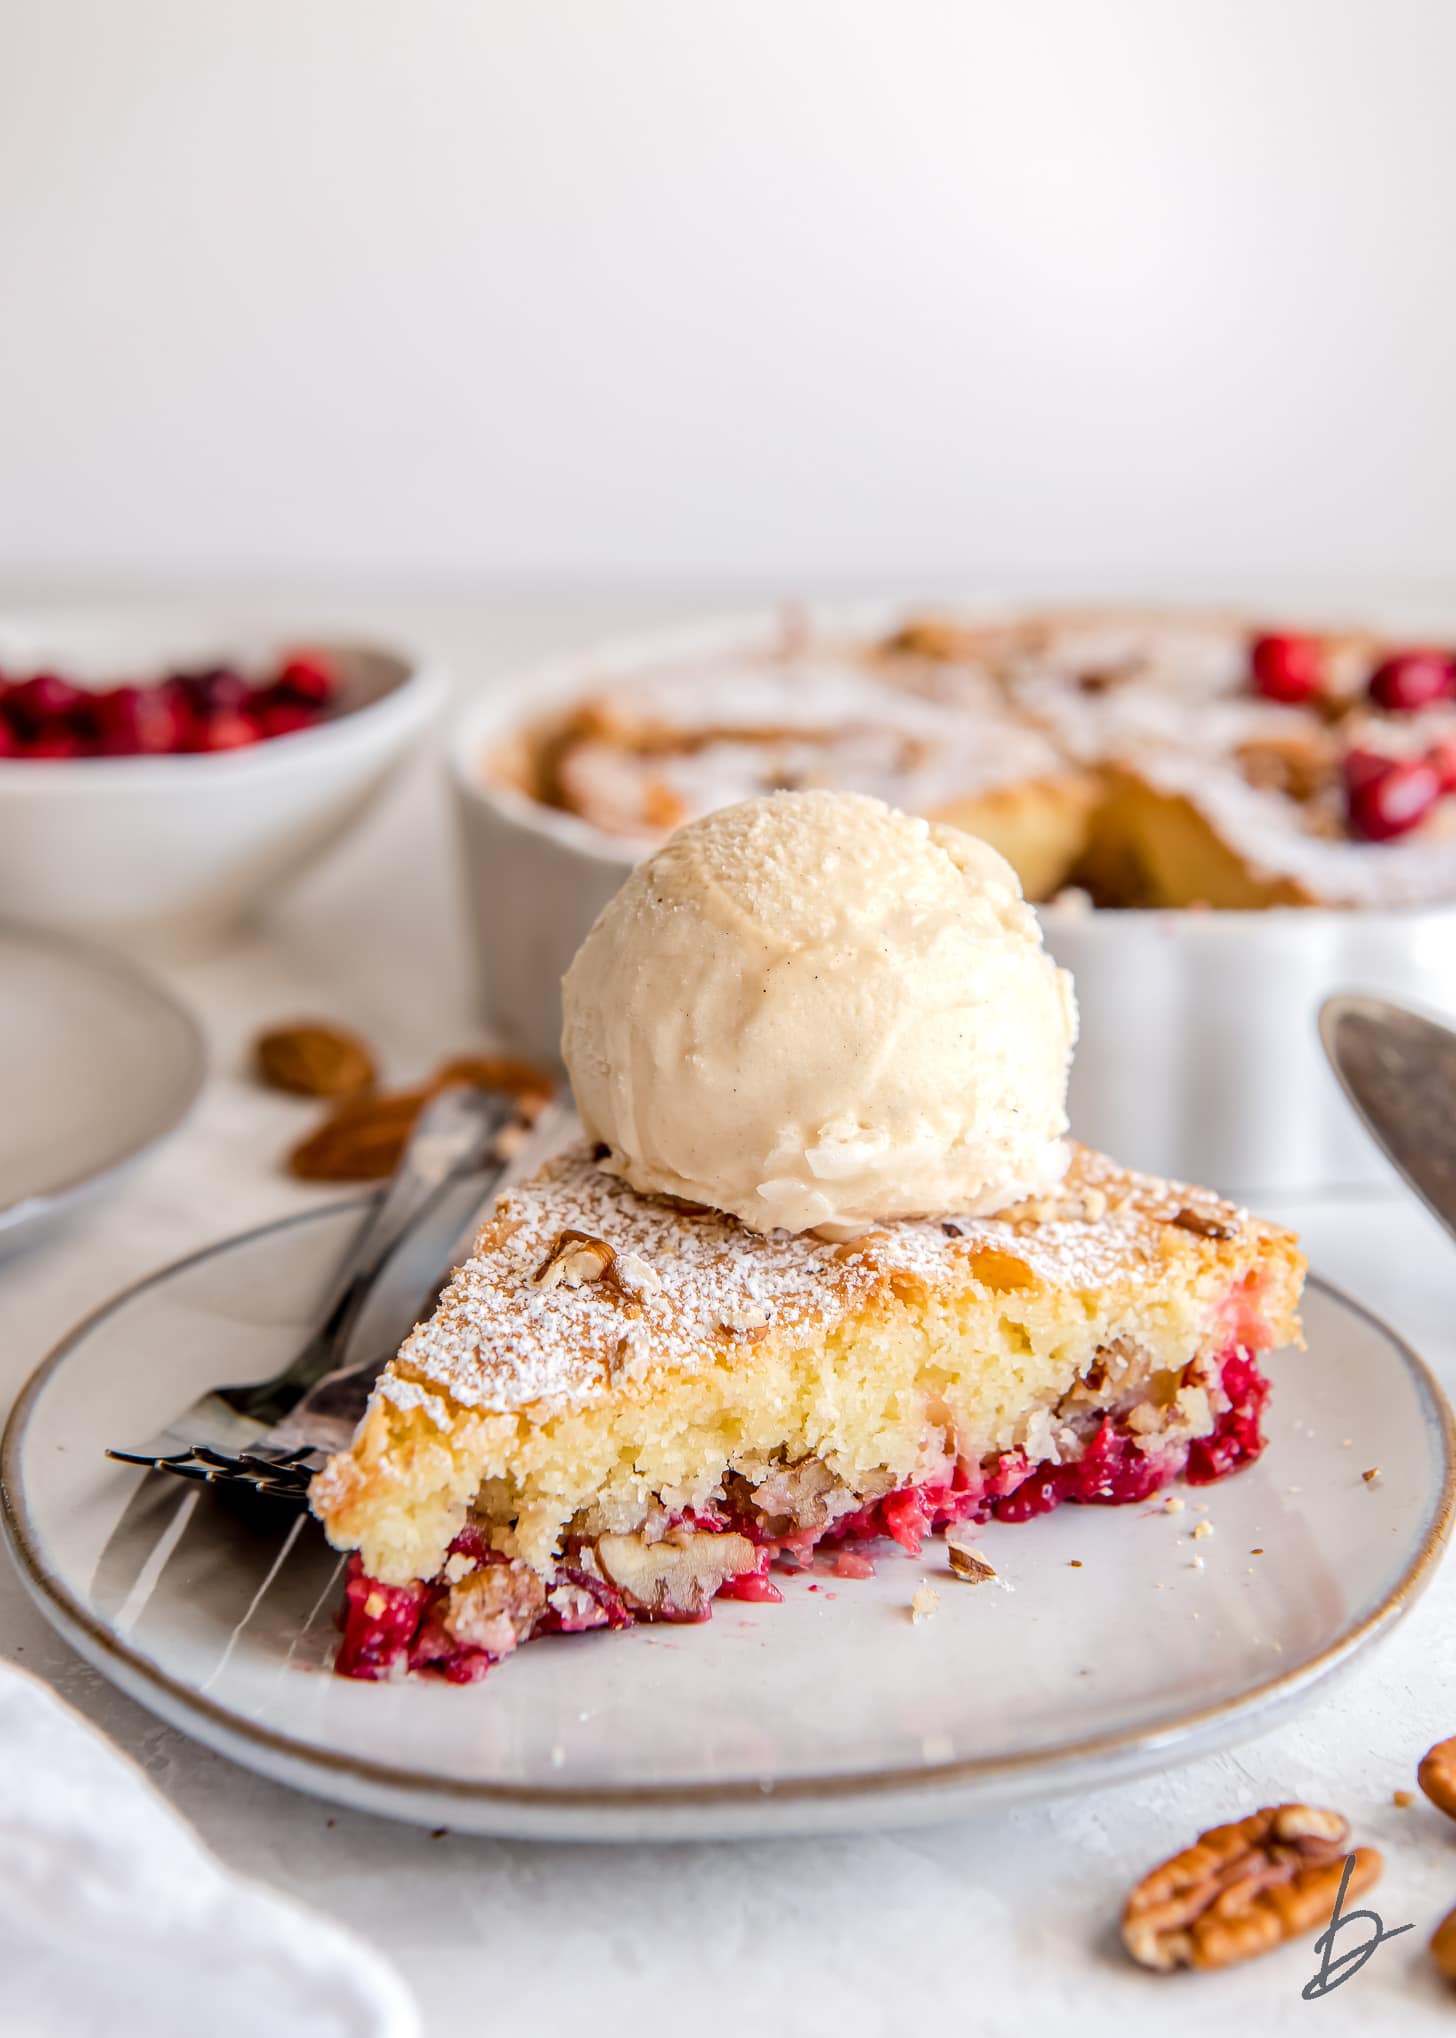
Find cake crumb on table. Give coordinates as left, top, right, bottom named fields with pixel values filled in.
left=1362, top=1466, right=1382, bottom=1485
left=1394, top=1789, right=1415, bottom=1809
left=910, top=1584, right=941, bottom=1624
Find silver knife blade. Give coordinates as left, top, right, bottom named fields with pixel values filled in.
left=1320, top=992, right=1456, bottom=1244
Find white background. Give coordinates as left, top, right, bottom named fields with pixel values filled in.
left=1, top=0, right=1454, bottom=590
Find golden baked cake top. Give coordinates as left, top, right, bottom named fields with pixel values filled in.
left=378, top=1139, right=1297, bottom=1427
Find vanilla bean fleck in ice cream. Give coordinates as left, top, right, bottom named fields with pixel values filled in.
left=561, top=789, right=1078, bottom=1235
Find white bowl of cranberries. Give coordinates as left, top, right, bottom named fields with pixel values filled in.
left=0, top=615, right=443, bottom=947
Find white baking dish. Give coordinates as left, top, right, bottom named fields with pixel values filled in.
left=449, top=608, right=1456, bottom=1196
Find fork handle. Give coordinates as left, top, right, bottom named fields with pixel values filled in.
left=218, top=1084, right=515, bottom=1424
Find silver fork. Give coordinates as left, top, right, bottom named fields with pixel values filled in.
left=105, top=1083, right=525, bottom=1501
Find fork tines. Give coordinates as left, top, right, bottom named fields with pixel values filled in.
left=105, top=1443, right=319, bottom=1501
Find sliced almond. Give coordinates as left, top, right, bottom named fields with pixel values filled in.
left=947, top=1544, right=998, bottom=1585
left=614, top=1249, right=662, bottom=1296
left=718, top=1301, right=771, bottom=1337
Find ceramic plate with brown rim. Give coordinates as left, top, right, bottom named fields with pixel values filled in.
left=0, top=922, right=204, bottom=1252
left=2, top=1197, right=1451, bottom=1841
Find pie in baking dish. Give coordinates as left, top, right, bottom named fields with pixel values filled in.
left=488, top=609, right=1456, bottom=908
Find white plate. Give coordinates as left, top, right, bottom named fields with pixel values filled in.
left=0, top=923, right=204, bottom=1248
left=2, top=1201, right=1451, bottom=1841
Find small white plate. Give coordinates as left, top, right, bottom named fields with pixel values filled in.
left=3, top=1201, right=1451, bottom=1841
left=0, top=924, right=204, bottom=1249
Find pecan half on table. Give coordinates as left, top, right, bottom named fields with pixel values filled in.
left=1122, top=1805, right=1381, bottom=1972
left=1418, top=1736, right=1456, bottom=1821
left=1431, top=1905, right=1456, bottom=1987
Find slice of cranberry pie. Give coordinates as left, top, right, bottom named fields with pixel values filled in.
left=310, top=1140, right=1304, bottom=1684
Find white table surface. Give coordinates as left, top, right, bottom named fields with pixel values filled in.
left=4, top=585, right=1456, bottom=2037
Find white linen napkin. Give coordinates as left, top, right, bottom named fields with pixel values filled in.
left=0, top=1662, right=419, bottom=2038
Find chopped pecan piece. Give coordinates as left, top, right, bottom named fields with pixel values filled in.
left=749, top=1456, right=842, bottom=1534
left=1235, top=730, right=1337, bottom=805
left=883, top=616, right=994, bottom=663
left=532, top=1228, right=617, bottom=1290
left=1122, top=1805, right=1379, bottom=1972
left=595, top=1528, right=757, bottom=1620
left=1170, top=1206, right=1237, bottom=1242
left=442, top=1560, right=547, bottom=1658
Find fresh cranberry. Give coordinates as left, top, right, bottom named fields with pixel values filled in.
left=190, top=707, right=263, bottom=752
left=0, top=717, right=17, bottom=759
left=273, top=650, right=337, bottom=708
left=1342, top=746, right=1393, bottom=796
left=1250, top=633, right=1324, bottom=705
left=256, top=695, right=320, bottom=741
left=175, top=665, right=251, bottom=717
left=91, top=682, right=193, bottom=756
left=1367, top=649, right=1456, bottom=713
left=1347, top=756, right=1441, bottom=841
left=1428, top=736, right=1456, bottom=794
left=5, top=672, right=85, bottom=732
left=22, top=729, right=86, bottom=760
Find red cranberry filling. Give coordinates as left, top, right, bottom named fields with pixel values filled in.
left=333, top=1343, right=1271, bottom=1683
left=334, top=1559, right=431, bottom=1681
left=1185, top=1349, right=1269, bottom=1483
left=716, top=1572, right=785, bottom=1604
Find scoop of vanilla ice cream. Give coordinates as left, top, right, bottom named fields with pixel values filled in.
left=561, top=789, right=1078, bottom=1237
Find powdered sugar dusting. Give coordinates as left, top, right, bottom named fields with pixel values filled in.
left=391, top=1142, right=1253, bottom=1419
left=376, top=1378, right=456, bottom=1429
left=558, top=652, right=1068, bottom=837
